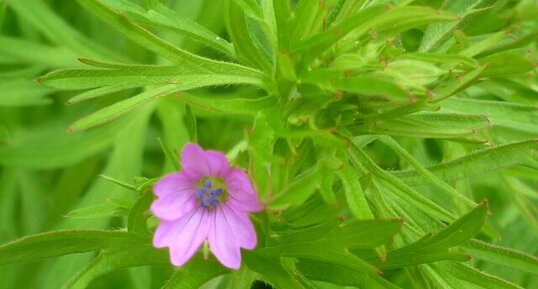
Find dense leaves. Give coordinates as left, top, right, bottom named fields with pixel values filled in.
left=0, top=0, right=537, bottom=289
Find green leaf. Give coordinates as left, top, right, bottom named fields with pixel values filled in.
left=77, top=0, right=264, bottom=79
left=371, top=201, right=488, bottom=269
left=460, top=31, right=507, bottom=57
left=67, top=85, right=174, bottom=132
left=225, top=0, right=272, bottom=72
left=393, top=140, right=538, bottom=185
left=76, top=0, right=200, bottom=67
left=67, top=86, right=135, bottom=105
left=301, top=70, right=409, bottom=100
left=0, top=36, right=81, bottom=68
left=161, top=256, right=227, bottom=289
left=65, top=203, right=127, bottom=219
left=0, top=79, right=52, bottom=107
left=64, top=244, right=169, bottom=289
left=99, top=174, right=138, bottom=191
left=432, top=65, right=487, bottom=101
left=8, top=0, right=123, bottom=61
left=441, top=262, right=524, bottom=289
left=347, top=143, right=455, bottom=222
left=233, top=0, right=264, bottom=21
left=296, top=6, right=456, bottom=66
left=179, top=93, right=277, bottom=115
left=419, top=0, right=495, bottom=52
left=297, top=259, right=403, bottom=289
left=270, top=165, right=322, bottom=209
left=265, top=219, right=401, bottom=256
left=99, top=0, right=234, bottom=56
left=441, top=97, right=538, bottom=136
left=375, top=136, right=476, bottom=207
left=243, top=252, right=315, bottom=289
left=0, top=120, right=125, bottom=168
left=461, top=239, right=538, bottom=275
left=351, top=112, right=490, bottom=139
left=158, top=137, right=181, bottom=171
left=337, top=164, right=375, bottom=220
left=184, top=105, right=198, bottom=143
left=39, top=65, right=264, bottom=90
left=293, top=5, right=387, bottom=60
left=479, top=50, right=534, bottom=77
left=0, top=230, right=143, bottom=266
left=127, top=193, right=153, bottom=237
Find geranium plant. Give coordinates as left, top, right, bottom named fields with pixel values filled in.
left=0, top=0, right=537, bottom=288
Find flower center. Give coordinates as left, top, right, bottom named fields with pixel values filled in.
left=196, top=177, right=227, bottom=209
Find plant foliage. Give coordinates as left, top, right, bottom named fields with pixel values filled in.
left=0, top=0, right=537, bottom=288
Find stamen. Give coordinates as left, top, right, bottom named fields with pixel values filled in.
left=196, top=177, right=227, bottom=209
left=196, top=188, right=206, bottom=198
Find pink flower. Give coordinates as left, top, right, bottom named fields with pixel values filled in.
left=151, top=143, right=263, bottom=269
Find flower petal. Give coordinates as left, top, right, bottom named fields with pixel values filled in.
left=181, top=144, right=231, bottom=178
left=205, top=151, right=231, bottom=177
left=208, top=208, right=242, bottom=269
left=222, top=205, right=257, bottom=250
left=153, top=172, right=197, bottom=198
left=225, top=168, right=263, bottom=212
left=153, top=208, right=210, bottom=267
left=151, top=192, right=197, bottom=221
